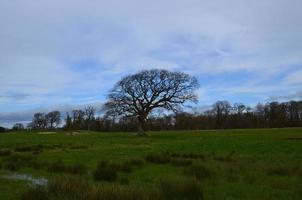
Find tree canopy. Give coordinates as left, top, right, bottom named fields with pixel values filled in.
left=103, top=69, right=199, bottom=135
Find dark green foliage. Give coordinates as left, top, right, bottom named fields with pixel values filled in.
left=171, top=158, right=192, bottom=167
left=145, top=153, right=170, bottom=164
left=0, top=148, right=11, bottom=156
left=94, top=161, right=118, bottom=182
left=158, top=176, right=203, bottom=200
left=183, top=164, right=211, bottom=181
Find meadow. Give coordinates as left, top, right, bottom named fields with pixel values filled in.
left=0, top=128, right=301, bottom=199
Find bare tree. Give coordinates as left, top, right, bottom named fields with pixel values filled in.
left=233, top=103, right=246, bottom=115
left=72, top=110, right=85, bottom=129
left=103, top=69, right=199, bottom=136
left=84, top=106, right=95, bottom=130
left=12, top=123, right=24, bottom=131
left=46, top=111, right=61, bottom=129
left=32, top=113, right=47, bottom=129
left=212, top=101, right=232, bottom=128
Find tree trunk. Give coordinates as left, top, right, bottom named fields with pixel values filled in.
left=137, top=116, right=147, bottom=136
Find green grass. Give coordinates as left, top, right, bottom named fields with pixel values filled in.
left=0, top=128, right=302, bottom=199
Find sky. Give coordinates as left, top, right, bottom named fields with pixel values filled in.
left=0, top=0, right=302, bottom=127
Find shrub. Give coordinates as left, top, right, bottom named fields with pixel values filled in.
left=158, top=176, right=203, bottom=200
left=183, top=164, right=211, bottom=181
left=94, top=161, right=118, bottom=182
left=0, top=148, right=11, bottom=156
left=145, top=153, right=170, bottom=164
left=171, top=158, right=192, bottom=167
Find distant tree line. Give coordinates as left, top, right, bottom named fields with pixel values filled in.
left=4, top=101, right=302, bottom=132
left=4, top=100, right=301, bottom=132
left=93, top=100, right=302, bottom=131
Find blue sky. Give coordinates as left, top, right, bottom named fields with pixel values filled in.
left=0, top=0, right=302, bottom=127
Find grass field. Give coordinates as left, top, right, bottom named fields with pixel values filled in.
left=0, top=128, right=302, bottom=199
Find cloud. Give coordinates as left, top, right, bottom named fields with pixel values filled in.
left=269, top=91, right=302, bottom=101
left=283, top=69, right=302, bottom=85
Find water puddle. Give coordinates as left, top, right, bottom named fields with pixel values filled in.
left=1, top=173, right=48, bottom=186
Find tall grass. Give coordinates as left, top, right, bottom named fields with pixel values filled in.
left=22, top=177, right=145, bottom=200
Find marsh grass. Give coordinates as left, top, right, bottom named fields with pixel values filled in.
left=170, top=152, right=206, bottom=161
left=0, top=148, right=11, bottom=156
left=118, top=176, right=130, bottom=185
left=171, top=158, right=193, bottom=167
left=145, top=153, right=170, bottom=164
left=14, top=144, right=43, bottom=152
left=129, top=158, right=144, bottom=168
left=183, top=164, right=211, bottom=181
left=93, top=161, right=118, bottom=182
left=267, top=165, right=294, bottom=176
left=158, top=176, right=203, bottom=200
left=68, top=144, right=89, bottom=150
left=47, top=160, right=87, bottom=175
left=213, top=151, right=236, bottom=162
left=22, top=177, right=145, bottom=200
left=21, top=186, right=48, bottom=200
left=3, top=154, right=37, bottom=171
